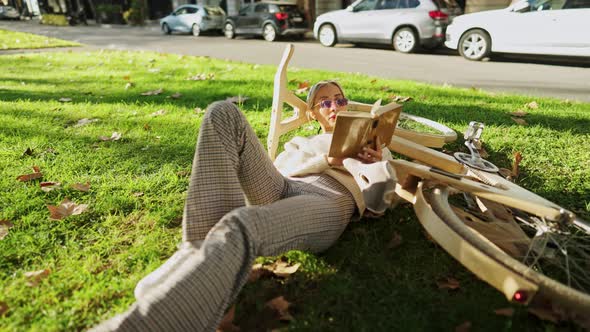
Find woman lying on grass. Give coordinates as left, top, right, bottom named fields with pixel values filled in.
left=92, top=80, right=398, bottom=331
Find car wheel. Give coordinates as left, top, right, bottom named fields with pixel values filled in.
left=262, top=24, right=277, bottom=42
left=162, top=23, right=171, bottom=35
left=318, top=24, right=337, bottom=47
left=393, top=27, right=418, bottom=53
left=224, top=23, right=235, bottom=39
left=458, top=29, right=491, bottom=61
left=191, top=24, right=201, bottom=36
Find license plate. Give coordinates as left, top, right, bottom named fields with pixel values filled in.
left=292, top=17, right=302, bottom=22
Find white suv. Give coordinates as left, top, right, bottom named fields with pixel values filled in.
left=313, top=0, right=461, bottom=53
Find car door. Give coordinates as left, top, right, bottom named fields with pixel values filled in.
left=363, top=0, right=401, bottom=41
left=549, top=1, right=590, bottom=56
left=177, top=6, right=199, bottom=31
left=234, top=4, right=253, bottom=33
left=339, top=0, right=380, bottom=40
left=168, top=6, right=186, bottom=31
left=253, top=3, right=270, bottom=33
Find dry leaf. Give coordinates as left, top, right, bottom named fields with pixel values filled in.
left=225, top=96, right=249, bottom=104
left=528, top=307, right=559, bottom=323
left=370, top=79, right=377, bottom=84
left=133, top=192, right=144, bottom=197
left=0, top=220, right=13, bottom=240
left=510, top=110, right=527, bottom=117
left=24, top=269, right=50, bottom=287
left=217, top=305, right=240, bottom=332
left=58, top=97, right=72, bottom=102
left=455, top=321, right=471, bottom=332
left=271, top=261, right=301, bottom=278
left=47, top=198, right=89, bottom=220
left=125, top=82, right=135, bottom=90
left=0, top=301, right=8, bottom=316
left=40, top=181, right=61, bottom=192
left=494, top=307, right=515, bottom=317
left=151, top=109, right=166, bottom=117
left=17, top=166, right=43, bottom=182
left=512, top=152, right=522, bottom=178
left=187, top=73, right=215, bottom=81
left=123, top=75, right=131, bottom=81
left=168, top=92, right=182, bottom=99
left=194, top=107, right=204, bottom=114
left=436, top=277, right=460, bottom=290
left=526, top=101, right=539, bottom=109
left=297, top=80, right=310, bottom=89
left=141, top=88, right=163, bottom=96
left=74, top=118, right=99, bottom=127
left=71, top=182, right=90, bottom=192
left=99, top=132, right=122, bottom=141
left=248, top=263, right=273, bottom=283
left=477, top=146, right=489, bottom=159
left=387, top=231, right=403, bottom=249
left=511, top=117, right=527, bottom=125
left=266, top=296, right=293, bottom=321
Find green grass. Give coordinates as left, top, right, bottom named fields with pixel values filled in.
left=0, top=49, right=589, bottom=331
left=0, top=29, right=80, bottom=50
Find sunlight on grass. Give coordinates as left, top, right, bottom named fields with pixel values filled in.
left=0, top=29, right=80, bottom=50
left=0, top=49, right=589, bottom=331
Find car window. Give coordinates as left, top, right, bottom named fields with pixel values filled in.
left=277, top=5, right=302, bottom=13
left=376, top=0, right=398, bottom=9
left=432, top=0, right=459, bottom=8
left=238, top=4, right=251, bottom=15
left=354, top=0, right=379, bottom=11
left=185, top=7, right=198, bottom=14
left=254, top=4, right=268, bottom=13
left=397, top=0, right=421, bottom=8
left=562, top=0, right=590, bottom=8
left=175, top=7, right=188, bottom=15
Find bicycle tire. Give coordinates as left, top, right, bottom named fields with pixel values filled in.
left=425, top=185, right=590, bottom=316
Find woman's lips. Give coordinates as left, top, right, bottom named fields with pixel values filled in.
left=329, top=113, right=337, bottom=121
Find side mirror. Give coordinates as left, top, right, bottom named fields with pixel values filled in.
left=510, top=0, right=530, bottom=12
left=346, top=5, right=354, bottom=12
left=171, top=12, right=176, bottom=16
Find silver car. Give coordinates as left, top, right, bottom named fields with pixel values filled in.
left=314, top=0, right=461, bottom=53
left=0, top=5, right=20, bottom=20
left=160, top=5, right=225, bottom=36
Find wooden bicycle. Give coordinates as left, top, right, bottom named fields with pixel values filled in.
left=268, top=44, right=590, bottom=320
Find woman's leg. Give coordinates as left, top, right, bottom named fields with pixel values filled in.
left=183, top=101, right=287, bottom=242
left=91, top=176, right=355, bottom=332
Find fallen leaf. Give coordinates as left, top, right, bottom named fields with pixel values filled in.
left=141, top=88, right=163, bottom=96
left=99, top=132, right=122, bottom=141
left=123, top=75, right=131, bottom=81
left=40, top=181, right=62, bottom=192
left=168, top=92, right=182, bottom=99
left=477, top=146, right=489, bottom=159
left=24, top=269, right=50, bottom=287
left=22, top=147, right=33, bottom=156
left=217, top=305, right=240, bottom=332
left=295, top=80, right=310, bottom=94
left=47, top=198, right=88, bottom=220
left=225, top=95, right=249, bottom=104
left=187, top=73, right=215, bottom=81
left=0, top=301, right=8, bottom=316
left=455, top=321, right=471, bottom=332
left=125, top=82, right=135, bottom=90
left=511, top=117, right=527, bottom=126
left=194, top=107, right=204, bottom=114
left=295, top=86, right=309, bottom=94
left=0, top=220, right=13, bottom=240
left=387, top=231, right=403, bottom=249
left=271, top=261, right=301, bottom=278
left=248, top=263, right=273, bottom=283
left=528, top=307, right=559, bottom=323
left=133, top=192, right=144, bottom=197
left=58, top=97, right=72, bottom=102
left=71, top=182, right=90, bottom=192
left=143, top=123, right=151, bottom=131
left=510, top=110, right=528, bottom=117
left=73, top=118, right=99, bottom=127
left=370, top=79, right=377, bottom=84
left=436, top=277, right=460, bottom=290
left=494, top=307, right=515, bottom=317
left=266, top=296, right=293, bottom=321
left=150, top=109, right=166, bottom=117
left=17, top=166, right=43, bottom=182
left=526, top=101, right=539, bottom=109
left=512, top=152, right=522, bottom=178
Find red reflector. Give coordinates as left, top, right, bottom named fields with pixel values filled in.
left=429, top=10, right=448, bottom=19
left=275, top=12, right=289, bottom=20
left=513, top=290, right=528, bottom=303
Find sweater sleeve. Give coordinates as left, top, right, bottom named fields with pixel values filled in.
left=274, top=136, right=331, bottom=177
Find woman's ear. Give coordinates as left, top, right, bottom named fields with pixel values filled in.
left=308, top=109, right=317, bottom=120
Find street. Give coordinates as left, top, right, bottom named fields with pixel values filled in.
left=1, top=21, right=589, bottom=102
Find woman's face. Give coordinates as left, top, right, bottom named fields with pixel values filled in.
left=311, top=83, right=348, bottom=133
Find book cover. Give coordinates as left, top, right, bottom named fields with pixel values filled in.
left=328, top=100, right=402, bottom=159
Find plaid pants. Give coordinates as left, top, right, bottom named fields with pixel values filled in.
left=92, top=102, right=356, bottom=331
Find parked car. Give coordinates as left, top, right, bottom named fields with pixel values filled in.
left=313, top=0, right=461, bottom=53
left=0, top=5, right=20, bottom=20
left=445, top=0, right=590, bottom=61
left=224, top=1, right=309, bottom=42
left=160, top=5, right=225, bottom=36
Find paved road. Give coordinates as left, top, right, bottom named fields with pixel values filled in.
left=2, top=21, right=589, bottom=102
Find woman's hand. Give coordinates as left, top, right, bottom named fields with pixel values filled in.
left=357, top=137, right=383, bottom=164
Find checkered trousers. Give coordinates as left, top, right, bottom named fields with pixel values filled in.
left=91, top=102, right=356, bottom=331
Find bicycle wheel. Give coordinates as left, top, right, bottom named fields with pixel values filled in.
left=424, top=183, right=590, bottom=317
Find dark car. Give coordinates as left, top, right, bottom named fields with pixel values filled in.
left=224, top=1, right=309, bottom=42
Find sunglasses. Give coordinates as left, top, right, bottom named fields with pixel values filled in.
left=316, top=98, right=348, bottom=109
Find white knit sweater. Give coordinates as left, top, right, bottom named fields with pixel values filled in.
left=273, top=134, right=395, bottom=215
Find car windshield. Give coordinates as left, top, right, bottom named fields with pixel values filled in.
left=354, top=0, right=379, bottom=11
left=433, top=0, right=460, bottom=8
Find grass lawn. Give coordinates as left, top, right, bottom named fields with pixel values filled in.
left=0, top=48, right=589, bottom=331
left=0, top=29, right=80, bottom=50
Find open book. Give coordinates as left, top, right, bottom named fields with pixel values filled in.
left=328, top=100, right=402, bottom=159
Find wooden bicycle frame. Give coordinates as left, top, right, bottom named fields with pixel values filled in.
left=268, top=44, right=574, bottom=305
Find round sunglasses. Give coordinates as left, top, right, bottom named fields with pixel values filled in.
left=316, top=98, right=348, bottom=109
